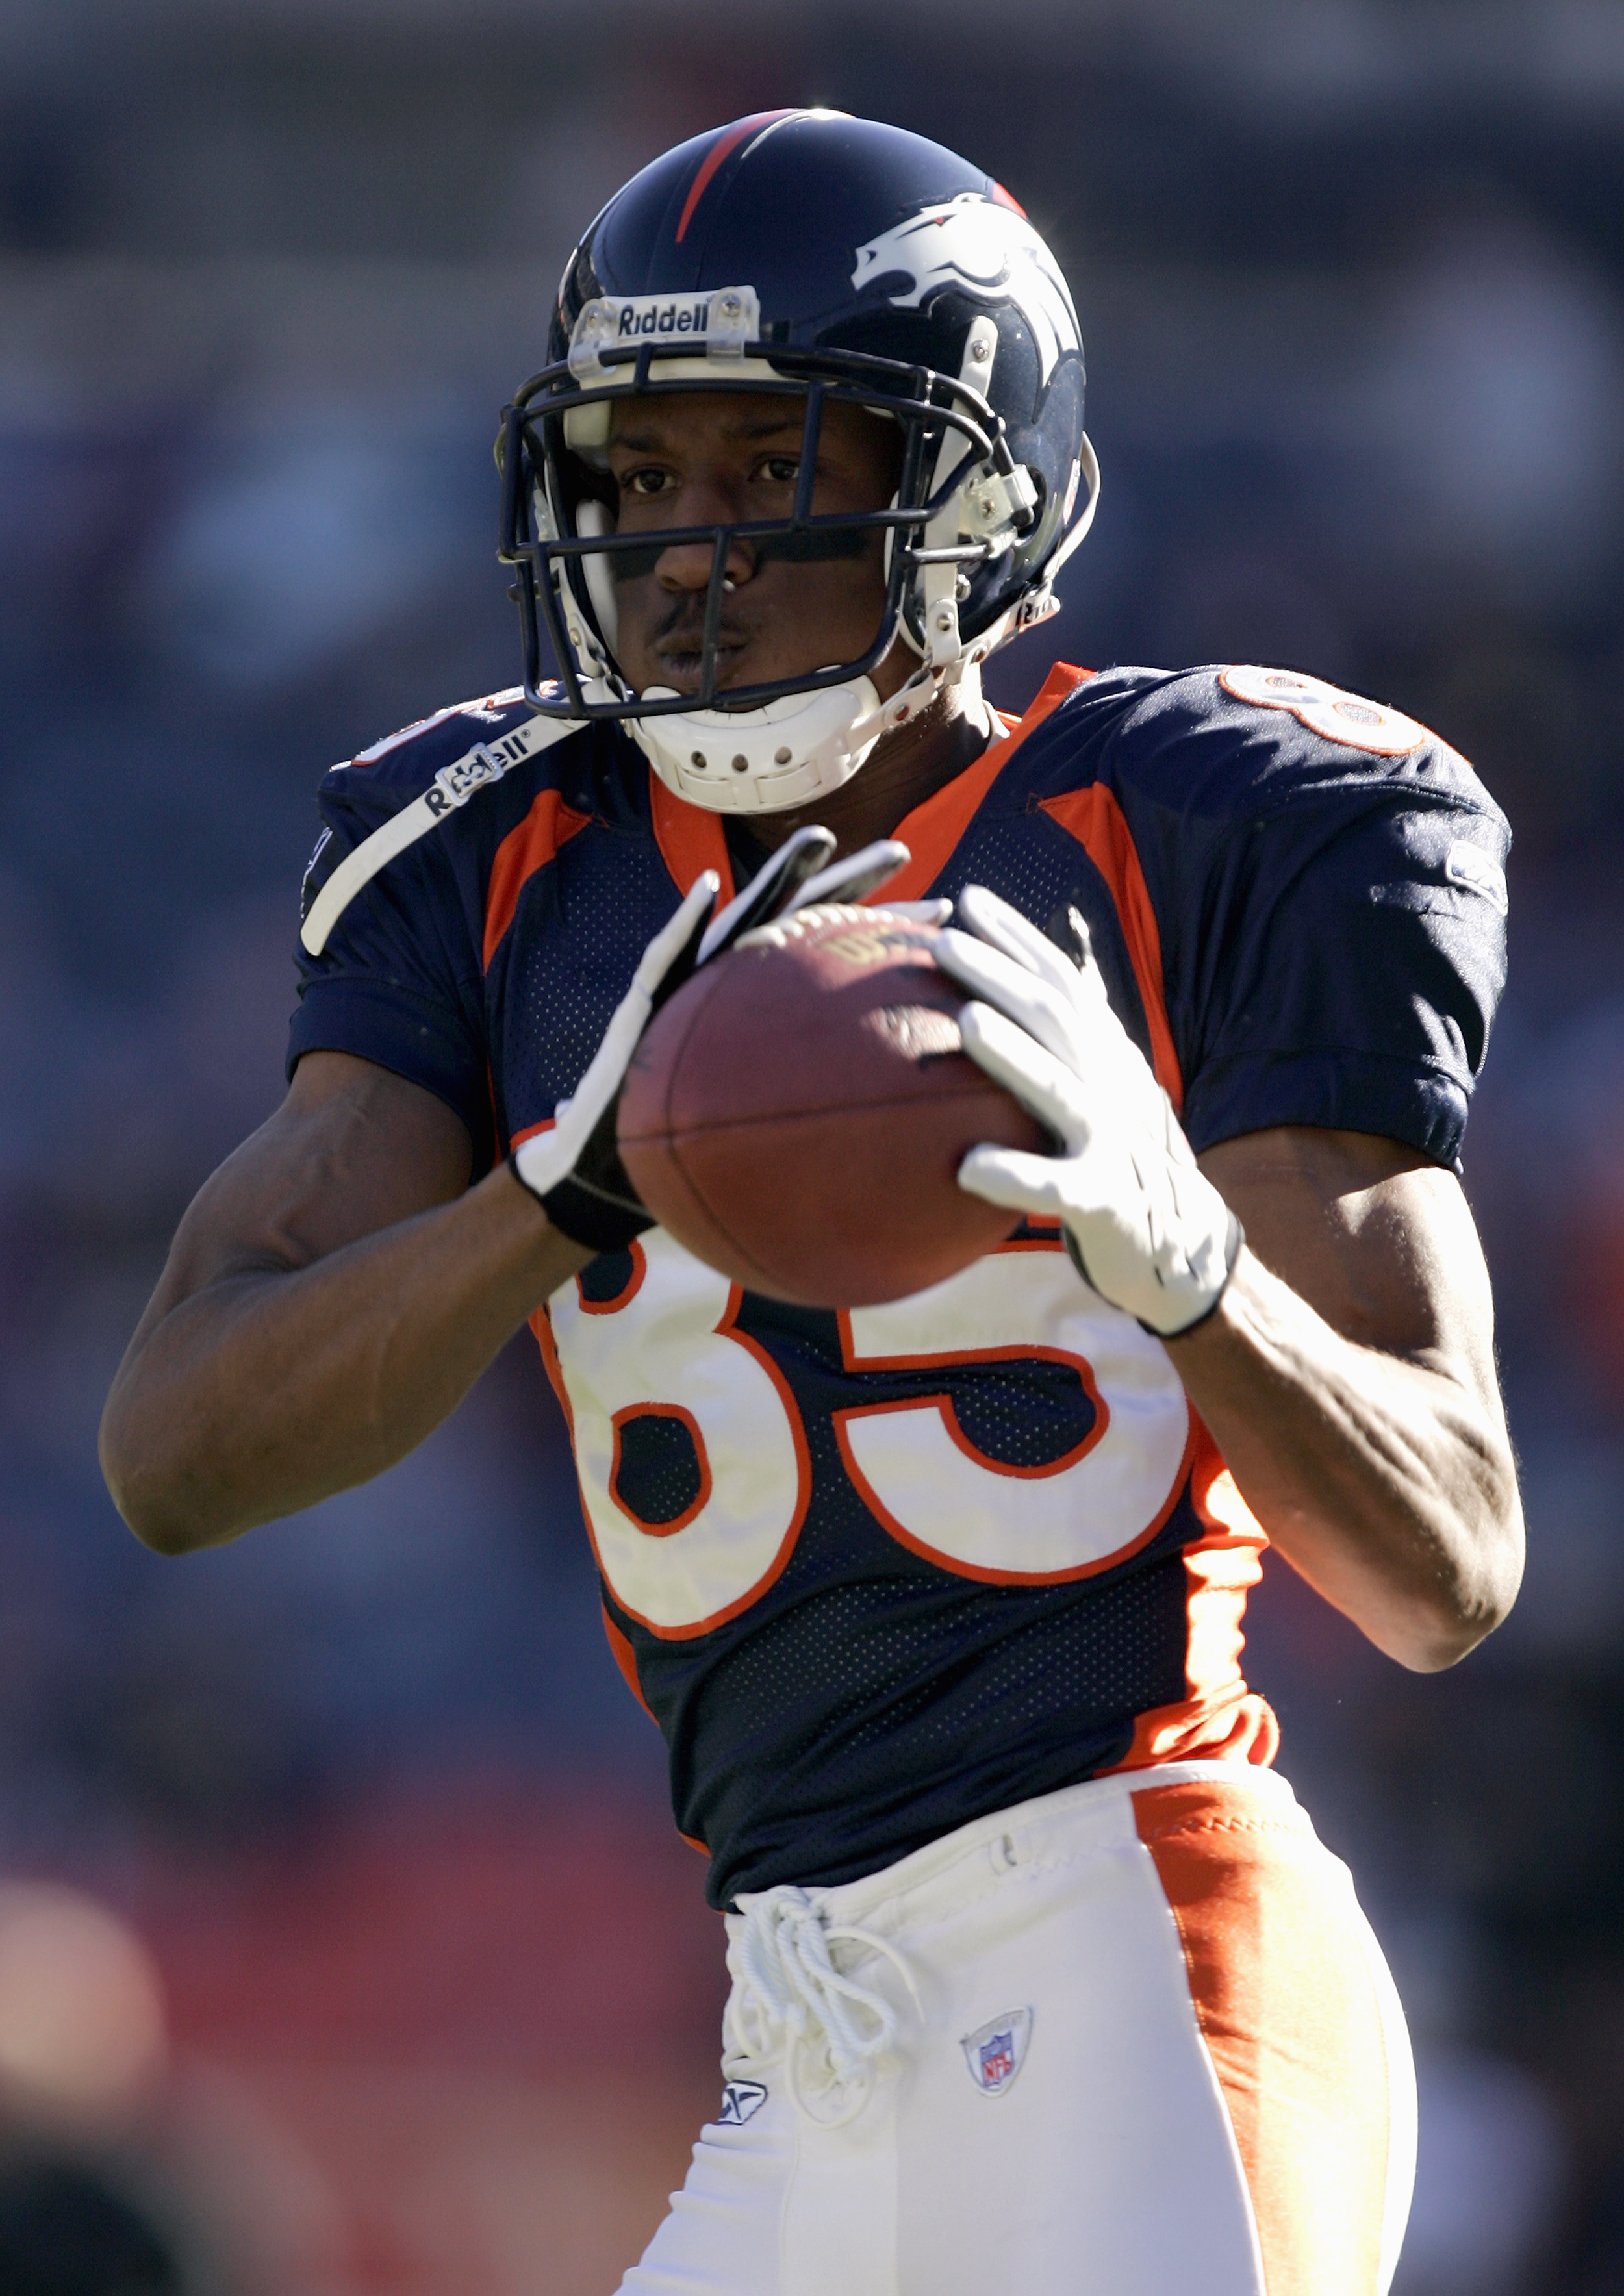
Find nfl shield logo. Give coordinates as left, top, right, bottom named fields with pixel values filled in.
left=961, top=2007, right=1033, bottom=2097
left=980, top=2032, right=1016, bottom=2086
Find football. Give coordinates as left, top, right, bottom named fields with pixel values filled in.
left=616, top=905, right=1047, bottom=1306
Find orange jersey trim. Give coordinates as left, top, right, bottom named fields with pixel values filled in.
left=649, top=772, right=737, bottom=905
left=608, top=1402, right=714, bottom=1538
left=1132, top=1777, right=1393, bottom=2295
left=873, top=663, right=1095, bottom=905
left=1036, top=779, right=1183, bottom=1109
left=531, top=1297, right=574, bottom=1422
left=600, top=1606, right=658, bottom=1725
left=483, top=790, right=590, bottom=971
left=576, top=1238, right=648, bottom=1315
left=642, top=662, right=1093, bottom=915
left=1105, top=1430, right=1278, bottom=1774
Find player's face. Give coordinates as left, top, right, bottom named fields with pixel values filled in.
left=605, top=391, right=907, bottom=700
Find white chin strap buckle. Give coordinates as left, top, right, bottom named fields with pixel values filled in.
left=629, top=672, right=935, bottom=814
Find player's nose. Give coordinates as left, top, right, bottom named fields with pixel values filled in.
left=655, top=470, right=757, bottom=595
left=655, top=532, right=756, bottom=596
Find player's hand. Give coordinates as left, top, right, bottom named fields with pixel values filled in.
left=513, top=826, right=920, bottom=1250
left=510, top=868, right=720, bottom=1249
left=934, top=885, right=1242, bottom=1336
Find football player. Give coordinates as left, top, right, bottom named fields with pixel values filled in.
left=101, top=112, right=1523, bottom=2295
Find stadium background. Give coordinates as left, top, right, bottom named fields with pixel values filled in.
left=1, top=1, right=1621, bottom=2288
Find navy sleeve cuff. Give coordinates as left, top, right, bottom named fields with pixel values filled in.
left=1182, top=1048, right=1469, bottom=1174
left=286, top=978, right=494, bottom=1176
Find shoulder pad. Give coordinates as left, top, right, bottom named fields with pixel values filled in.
left=338, top=688, right=535, bottom=788
left=304, top=697, right=583, bottom=956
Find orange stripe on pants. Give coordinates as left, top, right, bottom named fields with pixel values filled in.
left=1134, top=1778, right=1393, bottom=2296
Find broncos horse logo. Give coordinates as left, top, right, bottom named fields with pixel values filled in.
left=850, top=194, right=1080, bottom=383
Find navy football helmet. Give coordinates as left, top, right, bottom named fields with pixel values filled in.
left=498, top=110, right=1097, bottom=813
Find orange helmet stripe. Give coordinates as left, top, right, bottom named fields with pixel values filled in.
left=675, top=110, right=798, bottom=244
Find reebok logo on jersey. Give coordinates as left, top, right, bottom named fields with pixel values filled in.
left=718, top=2080, right=768, bottom=2126
left=961, top=2008, right=1032, bottom=2096
left=423, top=739, right=520, bottom=818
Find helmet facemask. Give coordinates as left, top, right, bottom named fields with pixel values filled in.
left=498, top=306, right=1072, bottom=813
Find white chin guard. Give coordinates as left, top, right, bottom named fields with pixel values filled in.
left=628, top=672, right=935, bottom=813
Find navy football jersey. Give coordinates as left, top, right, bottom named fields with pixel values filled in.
left=290, top=663, right=1509, bottom=1908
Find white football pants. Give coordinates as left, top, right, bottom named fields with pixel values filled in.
left=620, top=1763, right=1415, bottom=2296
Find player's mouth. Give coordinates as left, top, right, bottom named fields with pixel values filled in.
left=651, top=613, right=755, bottom=694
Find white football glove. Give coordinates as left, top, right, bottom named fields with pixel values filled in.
left=935, top=885, right=1242, bottom=1337
left=513, top=826, right=928, bottom=1250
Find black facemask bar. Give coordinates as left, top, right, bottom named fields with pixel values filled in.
left=496, top=339, right=1034, bottom=721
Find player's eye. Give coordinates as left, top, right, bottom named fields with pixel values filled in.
left=757, top=455, right=800, bottom=486
left=619, top=467, right=674, bottom=498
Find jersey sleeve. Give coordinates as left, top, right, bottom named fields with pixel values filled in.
left=1124, top=674, right=1510, bottom=1172
left=288, top=744, right=494, bottom=1174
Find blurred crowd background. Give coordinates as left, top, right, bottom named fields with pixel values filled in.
left=0, top=0, right=1621, bottom=2288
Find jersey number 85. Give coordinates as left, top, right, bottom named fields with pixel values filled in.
left=543, top=1230, right=1194, bottom=1638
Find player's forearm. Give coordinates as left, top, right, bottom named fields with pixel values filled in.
left=1166, top=1247, right=1524, bottom=1671
left=101, top=1167, right=590, bottom=1554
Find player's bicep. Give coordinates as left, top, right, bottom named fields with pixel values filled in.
left=1198, top=1125, right=1503, bottom=1411
left=143, top=1052, right=474, bottom=1317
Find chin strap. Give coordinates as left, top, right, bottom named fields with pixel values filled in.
left=626, top=663, right=947, bottom=816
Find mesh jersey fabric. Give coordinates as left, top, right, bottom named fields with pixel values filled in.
left=289, top=664, right=1508, bottom=1906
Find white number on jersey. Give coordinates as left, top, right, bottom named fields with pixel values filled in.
left=835, top=1245, right=1192, bottom=1582
left=546, top=1233, right=1196, bottom=1634
left=546, top=1231, right=811, bottom=1639
left=1219, top=664, right=1426, bottom=758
